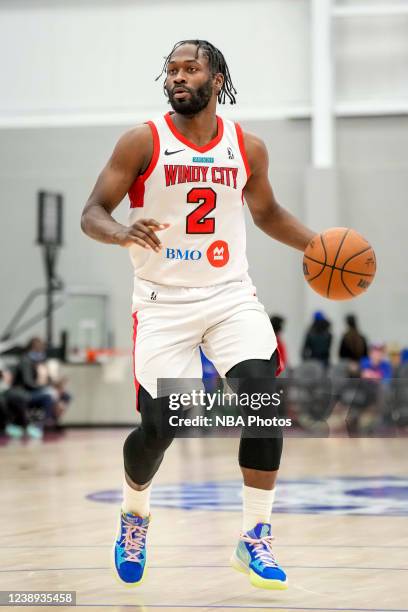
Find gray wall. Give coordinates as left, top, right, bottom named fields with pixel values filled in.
left=1, top=116, right=407, bottom=366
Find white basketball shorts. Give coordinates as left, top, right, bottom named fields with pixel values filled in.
left=131, top=275, right=278, bottom=403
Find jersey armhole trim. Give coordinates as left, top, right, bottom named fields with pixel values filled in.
left=128, top=120, right=160, bottom=208
left=235, top=122, right=251, bottom=180
left=143, top=120, right=160, bottom=180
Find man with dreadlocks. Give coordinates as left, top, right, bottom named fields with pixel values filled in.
left=82, top=40, right=315, bottom=590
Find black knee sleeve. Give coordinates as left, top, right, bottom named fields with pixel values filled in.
left=226, top=352, right=283, bottom=472
left=238, top=435, right=283, bottom=471
left=123, top=386, right=175, bottom=485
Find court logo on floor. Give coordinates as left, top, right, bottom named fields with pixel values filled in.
left=86, top=476, right=408, bottom=516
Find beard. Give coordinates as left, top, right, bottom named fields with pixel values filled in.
left=166, top=78, right=214, bottom=115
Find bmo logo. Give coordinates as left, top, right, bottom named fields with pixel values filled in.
left=166, top=248, right=202, bottom=261
left=207, top=240, right=229, bottom=267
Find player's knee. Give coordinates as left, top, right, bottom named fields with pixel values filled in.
left=123, top=387, right=175, bottom=483
left=139, top=386, right=176, bottom=447
left=226, top=352, right=280, bottom=420
left=123, top=426, right=173, bottom=485
left=226, top=351, right=278, bottom=381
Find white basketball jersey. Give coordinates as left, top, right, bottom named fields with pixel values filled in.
left=128, top=112, right=251, bottom=287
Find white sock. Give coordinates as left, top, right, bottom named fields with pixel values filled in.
left=122, top=478, right=152, bottom=517
left=242, top=485, right=276, bottom=533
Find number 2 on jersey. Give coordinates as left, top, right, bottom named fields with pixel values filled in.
left=186, top=187, right=216, bottom=234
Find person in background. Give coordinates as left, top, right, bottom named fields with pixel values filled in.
left=0, top=360, right=10, bottom=435
left=53, top=376, right=72, bottom=426
left=344, top=344, right=392, bottom=435
left=400, top=348, right=408, bottom=366
left=0, top=358, right=43, bottom=439
left=387, top=343, right=401, bottom=376
left=13, top=337, right=58, bottom=430
left=302, top=311, right=332, bottom=368
left=270, top=315, right=288, bottom=372
left=339, top=314, right=368, bottom=363
left=360, top=343, right=392, bottom=382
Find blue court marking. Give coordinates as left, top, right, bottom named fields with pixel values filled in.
left=86, top=476, right=408, bottom=515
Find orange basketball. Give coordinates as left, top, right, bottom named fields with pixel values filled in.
left=303, top=227, right=377, bottom=300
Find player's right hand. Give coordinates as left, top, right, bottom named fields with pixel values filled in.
left=114, top=219, right=170, bottom=251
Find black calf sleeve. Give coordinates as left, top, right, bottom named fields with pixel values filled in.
left=123, top=386, right=175, bottom=485
left=226, top=352, right=283, bottom=472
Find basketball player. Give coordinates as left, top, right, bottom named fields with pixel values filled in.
left=81, top=40, right=315, bottom=590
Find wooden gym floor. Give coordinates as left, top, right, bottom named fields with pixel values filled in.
left=1, top=432, right=407, bottom=612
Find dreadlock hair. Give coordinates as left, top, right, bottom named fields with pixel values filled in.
left=156, top=39, right=237, bottom=105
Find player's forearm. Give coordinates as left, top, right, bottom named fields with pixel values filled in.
left=256, top=203, right=315, bottom=252
left=81, top=202, right=126, bottom=245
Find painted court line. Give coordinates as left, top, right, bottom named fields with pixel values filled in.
left=70, top=605, right=408, bottom=611
left=0, top=564, right=407, bottom=572
left=1, top=544, right=408, bottom=549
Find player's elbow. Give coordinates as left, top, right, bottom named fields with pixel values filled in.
left=252, top=209, right=271, bottom=229
left=253, top=201, right=283, bottom=229
left=252, top=213, right=266, bottom=229
left=80, top=205, right=92, bottom=236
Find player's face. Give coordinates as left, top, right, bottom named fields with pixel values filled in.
left=165, top=45, right=217, bottom=115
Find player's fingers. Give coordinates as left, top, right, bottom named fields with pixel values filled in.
left=127, top=233, right=154, bottom=250
left=144, top=219, right=170, bottom=230
left=128, top=228, right=160, bottom=251
left=137, top=223, right=163, bottom=249
left=123, top=235, right=150, bottom=249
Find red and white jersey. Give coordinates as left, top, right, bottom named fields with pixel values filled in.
left=128, top=112, right=251, bottom=287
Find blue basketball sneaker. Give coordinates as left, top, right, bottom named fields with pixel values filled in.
left=231, top=523, right=288, bottom=590
left=113, top=511, right=149, bottom=586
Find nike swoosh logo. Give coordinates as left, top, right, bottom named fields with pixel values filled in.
left=164, top=148, right=185, bottom=156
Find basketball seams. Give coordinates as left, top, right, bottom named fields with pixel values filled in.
left=304, top=229, right=375, bottom=300
left=305, top=264, right=326, bottom=283
left=304, top=254, right=326, bottom=266
left=304, top=234, right=328, bottom=283
left=303, top=254, right=375, bottom=277
left=341, top=246, right=374, bottom=271
left=320, top=233, right=328, bottom=266
left=326, top=229, right=350, bottom=298
left=340, top=269, right=357, bottom=297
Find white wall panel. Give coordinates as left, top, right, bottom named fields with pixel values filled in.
left=0, top=0, right=310, bottom=126
left=335, top=12, right=408, bottom=103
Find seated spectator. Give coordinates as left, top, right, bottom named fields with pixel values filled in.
left=339, top=314, right=368, bottom=363
left=302, top=311, right=332, bottom=368
left=399, top=348, right=408, bottom=367
left=13, top=337, right=70, bottom=431
left=387, top=343, right=401, bottom=376
left=53, top=376, right=72, bottom=424
left=338, top=343, right=392, bottom=435
left=360, top=343, right=392, bottom=382
left=0, top=358, right=43, bottom=439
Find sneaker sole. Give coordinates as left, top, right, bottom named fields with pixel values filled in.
left=230, top=552, right=288, bottom=590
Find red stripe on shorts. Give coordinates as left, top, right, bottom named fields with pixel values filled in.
left=132, top=311, right=141, bottom=412
left=275, top=344, right=285, bottom=377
